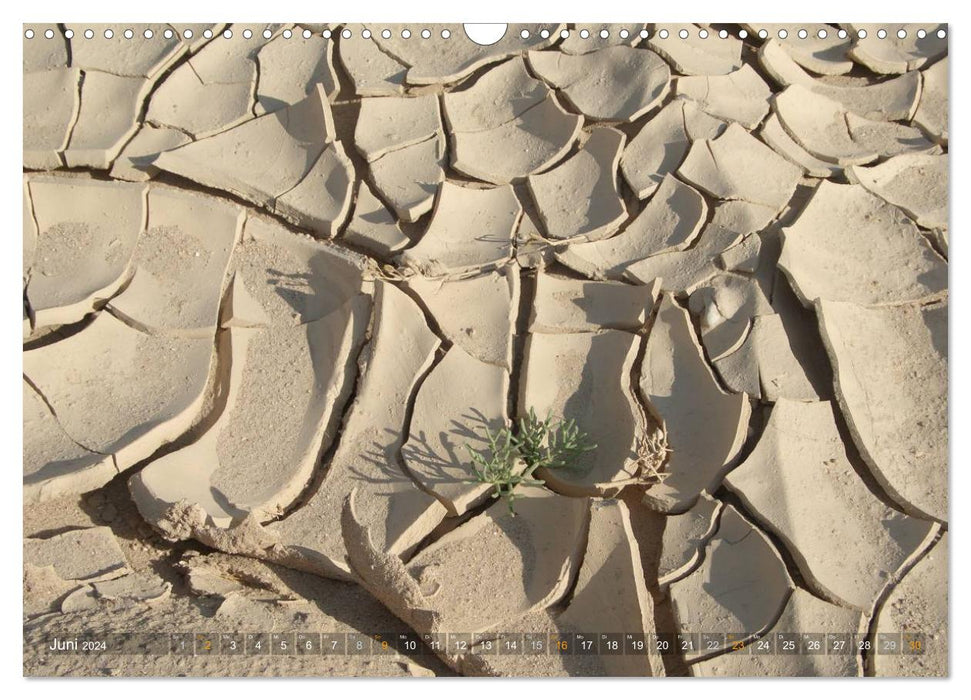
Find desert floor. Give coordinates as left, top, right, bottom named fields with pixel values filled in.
left=23, top=22, right=947, bottom=677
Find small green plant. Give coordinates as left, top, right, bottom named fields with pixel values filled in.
left=464, top=408, right=597, bottom=514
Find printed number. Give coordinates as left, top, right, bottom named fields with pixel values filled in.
left=858, top=639, right=871, bottom=651
left=732, top=641, right=745, bottom=652
left=229, top=640, right=238, bottom=651
left=806, top=640, right=821, bottom=651
left=404, top=640, right=417, bottom=651
left=454, top=640, right=468, bottom=651
left=606, top=640, right=619, bottom=651
left=656, top=639, right=670, bottom=651
left=631, top=640, right=644, bottom=651
left=909, top=640, right=922, bottom=651
left=330, top=640, right=339, bottom=650
left=707, top=640, right=720, bottom=650
left=756, top=640, right=771, bottom=651
left=681, top=639, right=694, bottom=650
left=305, top=641, right=313, bottom=650
left=782, top=640, right=795, bottom=651
left=832, top=640, right=845, bottom=651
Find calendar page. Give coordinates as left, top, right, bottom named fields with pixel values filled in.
left=22, top=22, right=948, bottom=678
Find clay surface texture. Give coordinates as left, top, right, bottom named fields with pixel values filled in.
left=22, top=22, right=947, bottom=679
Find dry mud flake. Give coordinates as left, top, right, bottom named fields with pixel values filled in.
left=556, top=174, right=707, bottom=280
left=846, top=24, right=948, bottom=74
left=678, top=122, right=803, bottom=214
left=93, top=572, right=172, bottom=605
left=368, top=134, right=447, bottom=223
left=670, top=505, right=792, bottom=663
left=24, top=527, right=130, bottom=582
left=402, top=268, right=519, bottom=369
left=528, top=128, right=627, bottom=241
left=529, top=272, right=659, bottom=334
left=354, top=94, right=442, bottom=161
left=23, top=24, right=69, bottom=72
left=687, top=273, right=772, bottom=363
left=717, top=233, right=761, bottom=274
left=372, top=23, right=560, bottom=85
left=24, top=563, right=83, bottom=618
left=23, top=67, right=80, bottom=170
left=777, top=182, right=947, bottom=307
left=674, top=64, right=772, bottom=129
left=709, top=199, right=779, bottom=237
left=620, top=98, right=726, bottom=199
left=254, top=29, right=338, bottom=112
left=639, top=296, right=751, bottom=513
left=145, top=28, right=277, bottom=138
left=713, top=313, right=825, bottom=402
left=623, top=222, right=744, bottom=293
left=341, top=182, right=411, bottom=258
left=759, top=113, right=841, bottom=179
left=342, top=485, right=588, bottom=642
left=108, top=186, right=243, bottom=335
left=261, top=282, right=447, bottom=579
left=725, top=400, right=938, bottom=611
left=23, top=379, right=115, bottom=505
left=130, top=219, right=371, bottom=528
left=773, top=85, right=939, bottom=166
left=914, top=57, right=948, bottom=145
left=25, top=22, right=190, bottom=170
left=225, top=215, right=370, bottom=328
left=526, top=46, right=669, bottom=122
left=745, top=24, right=854, bottom=75
left=649, top=25, right=742, bottom=75
left=817, top=300, right=947, bottom=523
left=846, top=154, right=948, bottom=231
left=111, top=124, right=192, bottom=182
left=555, top=500, right=665, bottom=676
left=153, top=87, right=354, bottom=236
left=336, top=33, right=408, bottom=96
left=520, top=330, right=645, bottom=497
left=874, top=533, right=947, bottom=677
left=25, top=176, right=146, bottom=330
left=443, top=57, right=582, bottom=184
left=131, top=294, right=369, bottom=528
left=402, top=344, right=510, bottom=516
left=398, top=182, right=520, bottom=275
left=23, top=312, right=213, bottom=471
left=759, top=39, right=920, bottom=121
left=657, top=494, right=722, bottom=586
left=406, top=487, right=589, bottom=633
left=693, top=589, right=864, bottom=677
left=62, top=71, right=150, bottom=170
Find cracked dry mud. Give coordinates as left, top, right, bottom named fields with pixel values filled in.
left=23, top=22, right=947, bottom=678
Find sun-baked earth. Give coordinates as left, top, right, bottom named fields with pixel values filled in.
left=23, top=22, right=947, bottom=677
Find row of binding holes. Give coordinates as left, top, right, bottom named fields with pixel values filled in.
left=24, top=26, right=948, bottom=40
